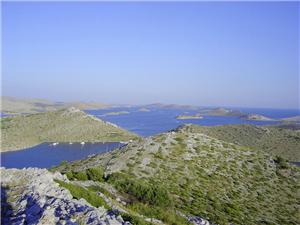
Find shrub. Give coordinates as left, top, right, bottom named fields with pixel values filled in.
left=107, top=173, right=172, bottom=207
left=74, top=171, right=88, bottom=181
left=274, top=156, right=288, bottom=169
left=129, top=203, right=191, bottom=225
left=55, top=180, right=109, bottom=208
left=86, top=167, right=104, bottom=182
left=66, top=171, right=74, bottom=180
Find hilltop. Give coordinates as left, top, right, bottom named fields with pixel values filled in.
left=240, top=113, right=274, bottom=121
left=187, top=124, right=300, bottom=161
left=198, top=108, right=246, bottom=117
left=53, top=124, right=300, bottom=225
left=1, top=96, right=110, bottom=115
left=1, top=107, right=138, bottom=152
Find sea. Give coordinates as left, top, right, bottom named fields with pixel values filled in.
left=1, top=107, right=299, bottom=168
left=86, top=106, right=300, bottom=137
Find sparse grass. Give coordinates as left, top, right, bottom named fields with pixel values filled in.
left=53, top=124, right=300, bottom=225
left=1, top=108, right=138, bottom=151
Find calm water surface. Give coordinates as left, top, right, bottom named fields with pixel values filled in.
left=2, top=107, right=299, bottom=169
left=1, top=142, right=122, bottom=169
left=86, top=107, right=299, bottom=136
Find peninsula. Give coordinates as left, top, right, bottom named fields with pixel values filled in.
left=1, top=107, right=138, bottom=152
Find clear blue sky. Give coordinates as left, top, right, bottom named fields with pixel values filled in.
left=2, top=2, right=299, bottom=109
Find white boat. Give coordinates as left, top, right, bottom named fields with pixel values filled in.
left=52, top=142, right=59, bottom=146
left=69, top=142, right=73, bottom=145
left=80, top=142, right=85, bottom=145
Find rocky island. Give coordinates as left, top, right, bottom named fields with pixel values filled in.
left=176, top=114, right=203, bottom=120
left=103, top=111, right=130, bottom=116
left=240, top=113, right=274, bottom=121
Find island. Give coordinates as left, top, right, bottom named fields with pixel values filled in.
left=176, top=114, right=203, bottom=120
left=199, top=107, right=246, bottom=117
left=1, top=96, right=110, bottom=115
left=281, top=115, right=300, bottom=123
left=138, top=107, right=150, bottom=112
left=240, top=113, right=274, bottom=121
left=103, top=111, right=130, bottom=116
left=1, top=107, right=138, bottom=152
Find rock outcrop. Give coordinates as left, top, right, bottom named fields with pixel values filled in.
left=1, top=168, right=128, bottom=225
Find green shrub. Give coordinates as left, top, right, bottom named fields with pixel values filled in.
left=55, top=180, right=109, bottom=208
left=129, top=203, right=190, bottom=225
left=74, top=171, right=88, bottom=181
left=274, top=156, right=288, bottom=169
left=86, top=167, right=104, bottom=182
left=66, top=171, right=74, bottom=180
left=107, top=173, right=172, bottom=207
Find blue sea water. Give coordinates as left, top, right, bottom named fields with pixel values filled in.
left=86, top=107, right=299, bottom=137
left=1, top=107, right=299, bottom=168
left=1, top=142, right=122, bottom=169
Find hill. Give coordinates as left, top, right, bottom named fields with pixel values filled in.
left=1, top=107, right=138, bottom=152
left=186, top=124, right=300, bottom=161
left=240, top=113, right=274, bottom=121
left=198, top=108, right=246, bottom=117
left=281, top=115, right=300, bottom=123
left=1, top=96, right=109, bottom=115
left=54, top=124, right=300, bottom=225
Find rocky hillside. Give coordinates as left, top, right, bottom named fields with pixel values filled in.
left=186, top=124, right=300, bottom=161
left=54, top=124, right=300, bottom=225
left=1, top=107, right=138, bottom=152
left=0, top=168, right=130, bottom=225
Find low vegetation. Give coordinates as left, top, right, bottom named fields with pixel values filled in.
left=187, top=124, right=300, bottom=161
left=55, top=179, right=110, bottom=209
left=1, top=107, right=138, bottom=151
left=54, top=124, right=300, bottom=225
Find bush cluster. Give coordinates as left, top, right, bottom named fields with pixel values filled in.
left=55, top=179, right=109, bottom=208
left=107, top=173, right=172, bottom=207
left=65, top=167, right=104, bottom=182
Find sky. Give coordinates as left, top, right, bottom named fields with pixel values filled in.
left=2, top=2, right=299, bottom=109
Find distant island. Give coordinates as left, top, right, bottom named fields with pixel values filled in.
left=281, top=115, right=300, bottom=123
left=240, top=113, right=274, bottom=121
left=1, top=107, right=138, bottom=152
left=102, top=111, right=130, bottom=116
left=176, top=114, right=203, bottom=120
left=1, top=96, right=110, bottom=115
left=199, top=107, right=246, bottom=117
left=138, top=107, right=150, bottom=112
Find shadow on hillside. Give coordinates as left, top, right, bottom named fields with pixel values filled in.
left=1, top=185, right=13, bottom=224
left=1, top=186, right=44, bottom=224
left=24, top=194, right=44, bottom=224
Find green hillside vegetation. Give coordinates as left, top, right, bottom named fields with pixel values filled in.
left=185, top=124, right=300, bottom=161
left=53, top=124, right=300, bottom=225
left=1, top=107, right=138, bottom=151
